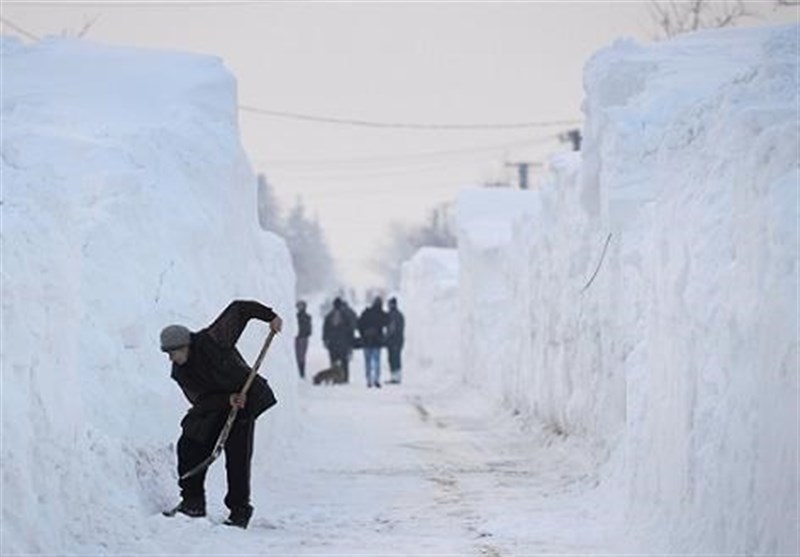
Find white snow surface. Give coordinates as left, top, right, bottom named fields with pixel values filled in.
left=585, top=25, right=798, bottom=555
left=2, top=24, right=798, bottom=556
left=400, top=247, right=460, bottom=384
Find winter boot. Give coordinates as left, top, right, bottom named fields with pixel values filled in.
left=223, top=504, right=253, bottom=529
left=166, top=497, right=206, bottom=518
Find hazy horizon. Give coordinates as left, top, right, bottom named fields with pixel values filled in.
left=2, top=1, right=795, bottom=291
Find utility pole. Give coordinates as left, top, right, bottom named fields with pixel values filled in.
left=505, top=161, right=542, bottom=190
left=559, top=128, right=582, bottom=151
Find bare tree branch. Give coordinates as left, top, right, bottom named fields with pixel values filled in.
left=649, top=0, right=756, bottom=40
left=76, top=15, right=101, bottom=38
left=690, top=0, right=704, bottom=31
left=0, top=16, right=41, bottom=41
left=58, top=14, right=101, bottom=38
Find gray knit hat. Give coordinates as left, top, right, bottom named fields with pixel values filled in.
left=160, top=324, right=191, bottom=352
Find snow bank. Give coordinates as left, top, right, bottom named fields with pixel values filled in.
left=456, top=165, right=624, bottom=445
left=1, top=37, right=297, bottom=553
left=583, top=25, right=798, bottom=554
left=421, top=23, right=796, bottom=553
left=455, top=186, right=540, bottom=406
left=400, top=247, right=460, bottom=385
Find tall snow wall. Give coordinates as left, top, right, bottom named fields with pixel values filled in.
left=456, top=158, right=623, bottom=445
left=583, top=25, right=797, bottom=554
left=448, top=24, right=796, bottom=553
left=1, top=37, right=298, bottom=553
left=399, top=247, right=460, bottom=386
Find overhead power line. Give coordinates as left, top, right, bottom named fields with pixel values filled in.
left=267, top=158, right=478, bottom=181
left=239, top=105, right=581, bottom=131
left=258, top=135, right=558, bottom=169
left=290, top=178, right=484, bottom=199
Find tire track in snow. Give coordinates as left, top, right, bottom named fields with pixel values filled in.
left=406, top=388, right=622, bottom=555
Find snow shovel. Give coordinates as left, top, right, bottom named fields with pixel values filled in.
left=180, top=329, right=277, bottom=481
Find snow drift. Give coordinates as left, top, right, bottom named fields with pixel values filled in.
left=584, top=25, right=798, bottom=554
left=403, top=24, right=797, bottom=554
left=456, top=174, right=623, bottom=444
left=400, top=247, right=460, bottom=385
left=1, top=37, right=297, bottom=553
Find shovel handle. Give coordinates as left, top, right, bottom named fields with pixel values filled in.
left=239, top=329, right=277, bottom=396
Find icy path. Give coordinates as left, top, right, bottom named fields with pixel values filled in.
left=138, top=372, right=624, bottom=556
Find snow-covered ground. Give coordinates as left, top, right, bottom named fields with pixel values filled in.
left=1, top=23, right=797, bottom=556
left=247, top=357, right=623, bottom=555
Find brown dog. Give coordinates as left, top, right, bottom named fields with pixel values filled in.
left=312, top=362, right=347, bottom=385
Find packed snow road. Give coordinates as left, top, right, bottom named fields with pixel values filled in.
left=143, top=373, right=623, bottom=555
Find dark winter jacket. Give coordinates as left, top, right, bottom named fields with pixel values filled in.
left=358, top=304, right=388, bottom=348
left=385, top=308, right=405, bottom=350
left=296, top=310, right=312, bottom=339
left=171, top=300, right=278, bottom=443
left=322, top=308, right=354, bottom=357
left=342, top=303, right=358, bottom=332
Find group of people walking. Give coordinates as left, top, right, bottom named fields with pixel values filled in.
left=294, top=295, right=405, bottom=388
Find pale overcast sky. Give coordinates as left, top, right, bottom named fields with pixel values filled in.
left=2, top=1, right=796, bottom=291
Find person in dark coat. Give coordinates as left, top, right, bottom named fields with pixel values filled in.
left=341, top=299, right=359, bottom=371
left=294, top=300, right=312, bottom=379
left=358, top=297, right=388, bottom=388
left=322, top=297, right=354, bottom=381
left=160, top=300, right=282, bottom=529
left=385, top=297, right=405, bottom=384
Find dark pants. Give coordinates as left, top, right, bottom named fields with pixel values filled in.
left=177, top=417, right=255, bottom=510
left=295, top=336, right=309, bottom=378
left=387, top=346, right=402, bottom=372
left=329, top=349, right=350, bottom=382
